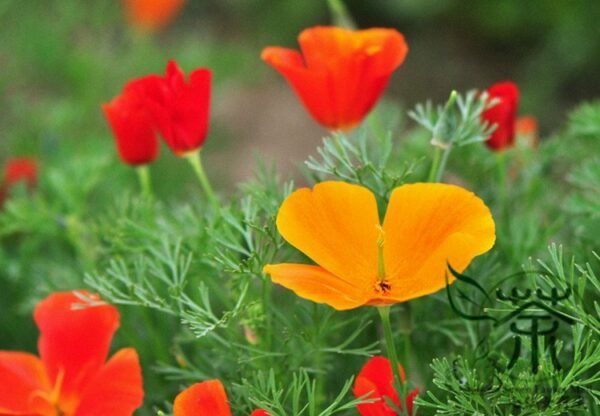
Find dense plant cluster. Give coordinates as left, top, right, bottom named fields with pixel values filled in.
left=1, top=1, right=598, bottom=415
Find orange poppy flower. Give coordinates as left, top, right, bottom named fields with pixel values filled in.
left=263, top=181, right=495, bottom=310
left=123, top=0, right=186, bottom=32
left=0, top=291, right=143, bottom=415
left=353, top=356, right=419, bottom=416
left=262, top=26, right=408, bottom=131
left=173, top=379, right=268, bottom=416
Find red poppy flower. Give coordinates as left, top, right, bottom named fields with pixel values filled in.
left=353, top=356, right=419, bottom=416
left=123, top=0, right=186, bottom=32
left=481, top=81, right=519, bottom=151
left=103, top=79, right=161, bottom=166
left=3, top=157, right=38, bottom=189
left=0, top=291, right=143, bottom=415
left=173, top=379, right=268, bottom=416
left=262, top=26, right=408, bottom=131
left=145, top=60, right=212, bottom=156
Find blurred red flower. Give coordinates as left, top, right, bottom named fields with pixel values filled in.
left=262, top=26, right=408, bottom=131
left=123, top=0, right=186, bottom=32
left=173, top=379, right=268, bottom=416
left=482, top=81, right=520, bottom=151
left=0, top=291, right=143, bottom=415
left=0, top=157, right=38, bottom=205
left=103, top=79, right=161, bottom=166
left=146, top=60, right=212, bottom=156
left=353, top=356, right=419, bottom=416
left=3, top=157, right=37, bottom=189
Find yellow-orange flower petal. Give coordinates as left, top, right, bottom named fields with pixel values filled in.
left=275, top=181, right=380, bottom=288
left=264, top=181, right=495, bottom=310
left=380, top=183, right=496, bottom=302
left=264, top=264, right=368, bottom=310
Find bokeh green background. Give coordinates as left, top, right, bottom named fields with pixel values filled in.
left=2, top=0, right=600, bottom=191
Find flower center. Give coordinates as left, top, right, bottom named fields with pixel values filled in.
left=375, top=280, right=392, bottom=294
left=31, top=369, right=67, bottom=416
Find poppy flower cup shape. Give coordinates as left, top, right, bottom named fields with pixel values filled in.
left=353, top=356, right=419, bottom=416
left=0, top=291, right=143, bottom=415
left=263, top=181, right=496, bottom=310
left=262, top=26, right=408, bottom=131
left=144, top=60, right=212, bottom=156
left=173, top=379, right=268, bottom=416
left=123, top=0, right=186, bottom=32
left=482, top=81, right=520, bottom=151
left=103, top=79, right=161, bottom=166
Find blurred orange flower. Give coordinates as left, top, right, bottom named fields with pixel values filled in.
left=174, top=379, right=268, bottom=416
left=515, top=115, right=539, bottom=148
left=0, top=291, right=143, bottom=415
left=262, top=26, right=408, bottom=131
left=124, top=0, right=185, bottom=32
left=263, top=181, right=495, bottom=310
left=353, top=356, right=419, bottom=416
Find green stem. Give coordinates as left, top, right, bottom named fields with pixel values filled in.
left=185, top=150, right=219, bottom=210
left=326, top=0, right=355, bottom=29
left=427, top=147, right=442, bottom=182
left=136, top=165, right=152, bottom=198
left=436, top=146, right=452, bottom=182
left=262, top=276, right=273, bottom=352
left=378, top=306, right=409, bottom=416
left=313, top=303, right=325, bottom=409
left=496, top=151, right=508, bottom=207
left=428, top=90, right=458, bottom=183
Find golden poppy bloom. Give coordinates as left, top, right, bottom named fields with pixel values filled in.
left=263, top=181, right=495, bottom=310
left=262, top=26, right=408, bottom=131
left=123, top=0, right=185, bottom=32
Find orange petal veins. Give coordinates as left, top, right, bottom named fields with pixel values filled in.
left=381, top=183, right=495, bottom=302
left=173, top=380, right=232, bottom=416
left=33, top=291, right=120, bottom=406
left=74, top=348, right=143, bottom=416
left=0, top=352, right=53, bottom=415
left=274, top=181, right=380, bottom=288
left=263, top=264, right=368, bottom=310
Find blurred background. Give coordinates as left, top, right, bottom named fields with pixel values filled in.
left=1, top=0, right=600, bottom=190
